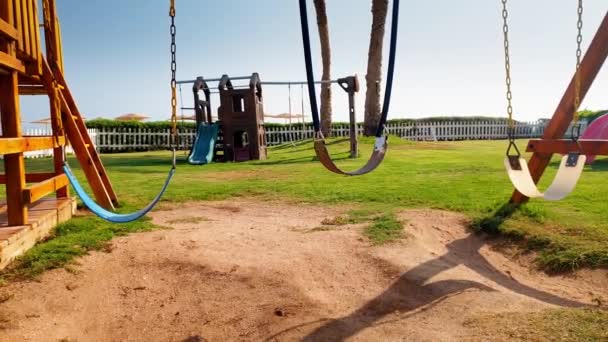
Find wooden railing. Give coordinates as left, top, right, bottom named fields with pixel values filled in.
left=0, top=0, right=41, bottom=74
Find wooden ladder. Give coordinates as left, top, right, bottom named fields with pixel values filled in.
left=40, top=59, right=118, bottom=210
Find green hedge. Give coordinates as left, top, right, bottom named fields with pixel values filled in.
left=579, top=109, right=608, bottom=124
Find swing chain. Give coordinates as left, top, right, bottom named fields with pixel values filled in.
left=501, top=0, right=518, bottom=156
left=169, top=0, right=177, bottom=168
left=572, top=0, right=583, bottom=141
left=170, top=0, right=177, bottom=144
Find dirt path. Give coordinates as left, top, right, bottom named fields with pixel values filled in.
left=0, top=200, right=605, bottom=341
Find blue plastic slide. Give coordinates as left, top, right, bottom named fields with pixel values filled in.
left=188, top=123, right=219, bottom=165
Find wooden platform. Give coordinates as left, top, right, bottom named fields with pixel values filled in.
left=0, top=198, right=76, bottom=270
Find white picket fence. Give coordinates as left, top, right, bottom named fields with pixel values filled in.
left=18, top=120, right=588, bottom=156
left=94, top=127, right=196, bottom=152
left=264, top=120, right=588, bottom=146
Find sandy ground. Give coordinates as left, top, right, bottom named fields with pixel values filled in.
left=0, top=199, right=606, bottom=341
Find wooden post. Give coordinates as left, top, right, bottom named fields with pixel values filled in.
left=511, top=11, right=608, bottom=204
left=0, top=72, right=28, bottom=226
left=49, top=85, right=68, bottom=198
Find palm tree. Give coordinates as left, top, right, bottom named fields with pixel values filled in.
left=313, top=0, right=332, bottom=137
left=363, top=0, right=389, bottom=136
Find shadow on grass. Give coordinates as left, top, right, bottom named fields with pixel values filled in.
left=270, top=139, right=313, bottom=151
left=254, top=154, right=351, bottom=167
left=471, top=203, right=519, bottom=235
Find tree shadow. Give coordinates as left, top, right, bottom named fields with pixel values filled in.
left=270, top=139, right=314, bottom=151
left=293, top=234, right=587, bottom=341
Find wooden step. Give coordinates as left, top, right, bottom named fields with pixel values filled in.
left=0, top=52, right=25, bottom=73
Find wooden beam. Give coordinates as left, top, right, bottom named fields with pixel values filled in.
left=17, top=72, right=41, bottom=85
left=0, top=18, right=18, bottom=41
left=0, top=136, right=65, bottom=154
left=511, top=11, right=608, bottom=204
left=0, top=71, right=27, bottom=226
left=526, top=139, right=608, bottom=155
left=49, top=75, right=67, bottom=198
left=22, top=174, right=68, bottom=204
left=0, top=51, right=25, bottom=73
left=0, top=172, right=56, bottom=184
left=18, top=85, right=47, bottom=95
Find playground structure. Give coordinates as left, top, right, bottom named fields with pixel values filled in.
left=181, top=74, right=362, bottom=162
left=0, top=0, right=606, bottom=270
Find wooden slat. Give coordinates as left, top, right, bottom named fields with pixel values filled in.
left=0, top=18, right=18, bottom=41
left=22, top=174, right=68, bottom=204
left=511, top=11, right=608, bottom=204
left=55, top=18, right=63, bottom=71
left=12, top=0, right=23, bottom=51
left=0, top=172, right=56, bottom=184
left=0, top=51, right=25, bottom=73
left=30, top=0, right=40, bottom=63
left=526, top=139, right=608, bottom=155
left=18, top=0, right=30, bottom=57
left=0, top=136, right=65, bottom=154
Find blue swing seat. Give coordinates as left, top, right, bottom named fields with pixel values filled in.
left=63, top=164, right=175, bottom=223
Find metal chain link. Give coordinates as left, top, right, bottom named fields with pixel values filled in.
left=572, top=0, right=583, bottom=130
left=501, top=0, right=516, bottom=143
left=170, top=2, right=177, bottom=141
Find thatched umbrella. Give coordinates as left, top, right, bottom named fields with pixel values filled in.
left=115, top=113, right=150, bottom=121
left=265, top=112, right=303, bottom=123
left=176, top=114, right=196, bottom=121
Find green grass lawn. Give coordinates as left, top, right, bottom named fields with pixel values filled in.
left=1, top=137, right=608, bottom=277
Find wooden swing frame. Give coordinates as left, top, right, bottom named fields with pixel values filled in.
left=511, top=10, right=608, bottom=204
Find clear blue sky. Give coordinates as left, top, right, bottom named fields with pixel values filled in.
left=21, top=0, right=607, bottom=129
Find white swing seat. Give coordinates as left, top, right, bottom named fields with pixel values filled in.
left=504, top=154, right=586, bottom=201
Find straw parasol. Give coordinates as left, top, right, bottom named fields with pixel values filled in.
left=115, top=113, right=150, bottom=121
left=176, top=114, right=196, bottom=121
left=30, top=118, right=53, bottom=125
left=265, top=112, right=303, bottom=124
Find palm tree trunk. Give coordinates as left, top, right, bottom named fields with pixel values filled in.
left=313, top=0, right=332, bottom=137
left=363, top=0, right=389, bottom=136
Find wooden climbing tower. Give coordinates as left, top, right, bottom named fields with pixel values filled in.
left=0, top=0, right=117, bottom=267
left=217, top=73, right=267, bottom=162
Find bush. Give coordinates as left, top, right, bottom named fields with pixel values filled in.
left=578, top=109, right=608, bottom=124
